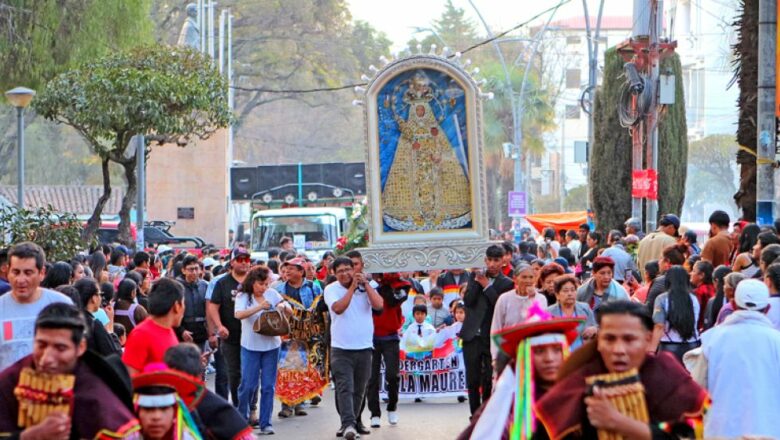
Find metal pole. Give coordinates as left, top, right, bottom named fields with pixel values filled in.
left=199, top=0, right=206, bottom=53
left=208, top=1, right=216, bottom=58
left=218, top=9, right=226, bottom=73
left=136, top=135, right=145, bottom=252
left=227, top=12, right=234, bottom=163
left=16, top=107, right=24, bottom=209
left=757, top=0, right=777, bottom=225
left=646, top=0, right=662, bottom=232
left=560, top=110, right=566, bottom=211
left=583, top=0, right=605, bottom=209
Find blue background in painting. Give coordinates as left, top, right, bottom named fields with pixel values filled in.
left=377, top=68, right=469, bottom=191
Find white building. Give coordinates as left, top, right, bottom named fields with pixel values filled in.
left=535, top=2, right=738, bottom=201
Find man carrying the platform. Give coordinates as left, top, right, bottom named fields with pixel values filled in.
left=0, top=303, right=140, bottom=440
left=535, top=301, right=709, bottom=439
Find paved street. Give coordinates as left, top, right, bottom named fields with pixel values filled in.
left=257, top=390, right=471, bottom=439
left=206, top=373, right=472, bottom=438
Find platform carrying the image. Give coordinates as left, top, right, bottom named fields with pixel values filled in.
left=353, top=49, right=494, bottom=272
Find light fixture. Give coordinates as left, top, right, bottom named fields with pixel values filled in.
left=5, top=86, right=35, bottom=208
left=332, top=188, right=343, bottom=198
left=262, top=193, right=273, bottom=203
left=284, top=194, right=296, bottom=205
left=5, top=87, right=36, bottom=108
left=307, top=191, right=318, bottom=202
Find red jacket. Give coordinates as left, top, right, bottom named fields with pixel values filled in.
left=373, top=302, right=404, bottom=338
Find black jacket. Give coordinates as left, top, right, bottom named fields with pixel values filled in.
left=460, top=272, right=514, bottom=342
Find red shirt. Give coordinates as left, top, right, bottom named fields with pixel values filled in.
left=122, top=318, right=178, bottom=372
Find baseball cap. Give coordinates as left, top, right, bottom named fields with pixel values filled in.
left=230, top=247, right=251, bottom=260
left=734, top=279, right=770, bottom=311
left=282, top=257, right=307, bottom=270
left=202, top=257, right=217, bottom=268
left=658, top=214, right=680, bottom=230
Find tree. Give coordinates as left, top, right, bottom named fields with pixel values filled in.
left=684, top=135, right=739, bottom=219
left=34, top=45, right=232, bottom=245
left=151, top=0, right=393, bottom=166
left=564, top=184, right=589, bottom=211
left=0, top=0, right=152, bottom=179
left=592, top=48, right=688, bottom=233
left=732, top=0, right=758, bottom=220
left=405, top=0, right=479, bottom=53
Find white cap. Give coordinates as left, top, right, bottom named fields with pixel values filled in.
left=202, top=257, right=217, bottom=268
left=735, top=279, right=770, bottom=311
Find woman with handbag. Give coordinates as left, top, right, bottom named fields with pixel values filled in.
left=234, top=266, right=292, bottom=435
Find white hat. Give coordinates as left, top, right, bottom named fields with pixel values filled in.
left=735, top=279, right=770, bottom=311
left=202, top=257, right=217, bottom=268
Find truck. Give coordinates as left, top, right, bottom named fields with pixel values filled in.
left=249, top=206, right=348, bottom=263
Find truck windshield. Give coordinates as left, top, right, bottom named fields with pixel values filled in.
left=252, top=214, right=338, bottom=251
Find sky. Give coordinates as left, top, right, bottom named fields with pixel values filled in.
left=347, top=0, right=634, bottom=52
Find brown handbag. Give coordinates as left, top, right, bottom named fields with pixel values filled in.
left=253, top=310, right=290, bottom=336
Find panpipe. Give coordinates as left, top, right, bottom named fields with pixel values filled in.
left=585, top=368, right=649, bottom=440
left=13, top=367, right=75, bottom=427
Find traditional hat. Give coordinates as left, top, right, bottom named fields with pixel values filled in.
left=132, top=363, right=205, bottom=410
left=479, top=304, right=585, bottom=440
left=491, top=308, right=584, bottom=359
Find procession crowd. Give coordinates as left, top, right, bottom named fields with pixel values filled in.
left=1, top=210, right=780, bottom=439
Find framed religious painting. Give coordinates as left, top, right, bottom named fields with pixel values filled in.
left=354, top=51, right=494, bottom=272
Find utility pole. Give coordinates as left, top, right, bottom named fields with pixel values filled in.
left=618, top=0, right=673, bottom=233
left=582, top=0, right=605, bottom=209
left=135, top=135, right=145, bottom=252
left=757, top=0, right=777, bottom=225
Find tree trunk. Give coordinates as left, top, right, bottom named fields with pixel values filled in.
left=117, top=155, right=137, bottom=248
left=82, top=157, right=112, bottom=245
left=733, top=0, right=759, bottom=221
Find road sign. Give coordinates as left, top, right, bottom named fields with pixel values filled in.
left=508, top=191, right=527, bottom=216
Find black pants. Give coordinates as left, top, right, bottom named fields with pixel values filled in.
left=331, top=348, right=373, bottom=429
left=221, top=341, right=257, bottom=411
left=462, top=335, right=493, bottom=415
left=213, top=342, right=229, bottom=399
left=359, top=338, right=400, bottom=420
left=659, top=340, right=701, bottom=363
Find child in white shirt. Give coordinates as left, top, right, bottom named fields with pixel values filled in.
left=401, top=304, right=436, bottom=352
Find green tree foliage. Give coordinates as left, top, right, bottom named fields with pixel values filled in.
left=592, top=48, right=687, bottom=232
left=34, top=45, right=232, bottom=245
left=564, top=185, right=589, bottom=211
left=0, top=205, right=95, bottom=261
left=0, top=0, right=152, bottom=180
left=405, top=0, right=479, bottom=52
left=732, top=0, right=758, bottom=220
left=684, top=135, right=739, bottom=219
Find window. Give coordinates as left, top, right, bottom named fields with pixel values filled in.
left=565, top=105, right=581, bottom=119
left=566, top=69, right=581, bottom=89
left=252, top=214, right=338, bottom=251
left=566, top=36, right=581, bottom=45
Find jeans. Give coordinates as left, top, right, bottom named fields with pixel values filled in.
left=331, top=348, right=372, bottom=429
left=364, top=338, right=400, bottom=418
left=222, top=341, right=257, bottom=412
left=238, top=346, right=280, bottom=429
left=462, top=335, right=493, bottom=415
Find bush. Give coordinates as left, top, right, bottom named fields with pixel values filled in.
left=0, top=205, right=93, bottom=261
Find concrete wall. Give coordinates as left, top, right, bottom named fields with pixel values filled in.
left=146, top=129, right=229, bottom=247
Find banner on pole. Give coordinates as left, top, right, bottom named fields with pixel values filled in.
left=631, top=169, right=658, bottom=200
left=508, top=191, right=527, bottom=217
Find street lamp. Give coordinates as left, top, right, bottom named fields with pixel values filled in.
left=5, top=87, right=36, bottom=209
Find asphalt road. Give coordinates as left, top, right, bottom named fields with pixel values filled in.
left=257, top=390, right=472, bottom=439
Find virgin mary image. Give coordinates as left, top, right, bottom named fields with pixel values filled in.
left=381, top=70, right=472, bottom=232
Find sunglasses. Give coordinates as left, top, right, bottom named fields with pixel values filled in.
left=234, top=256, right=251, bottom=263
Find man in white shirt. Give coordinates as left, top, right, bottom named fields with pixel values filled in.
left=698, top=279, right=780, bottom=439
left=324, top=256, right=383, bottom=440
left=0, top=242, right=72, bottom=371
